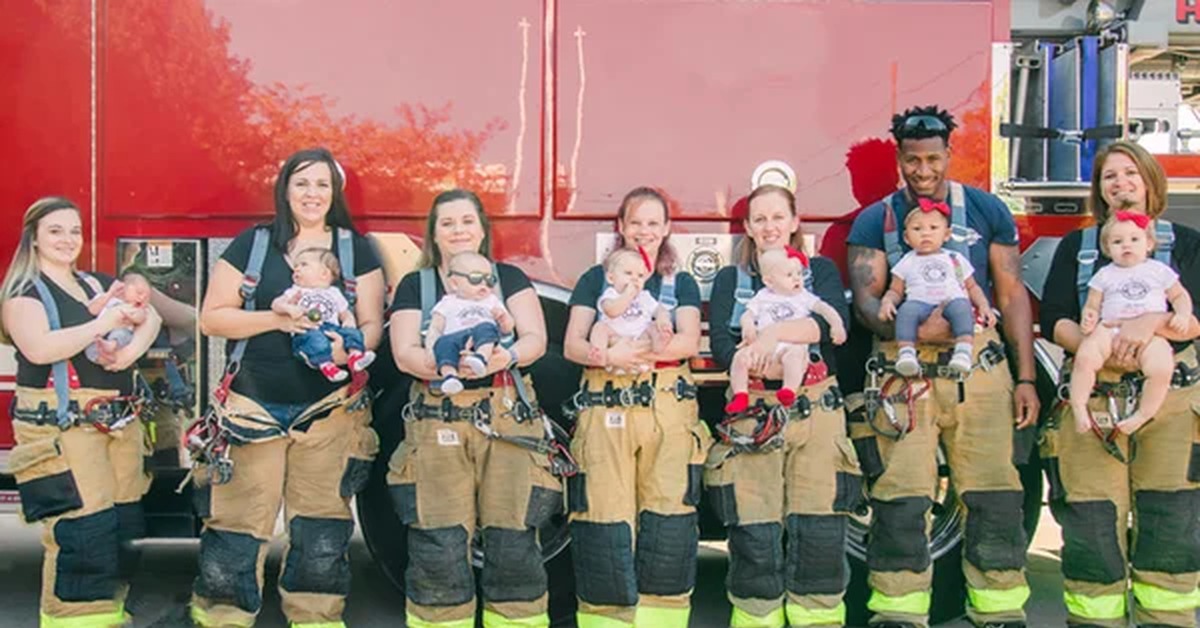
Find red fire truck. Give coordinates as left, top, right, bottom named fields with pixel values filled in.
left=4, top=0, right=1198, bottom=624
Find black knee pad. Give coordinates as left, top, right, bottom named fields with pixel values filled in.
left=53, top=508, right=120, bottom=602
left=636, top=511, right=699, bottom=596
left=867, top=497, right=932, bottom=573
left=195, top=528, right=263, bottom=612
left=280, top=516, right=354, bottom=596
left=406, top=525, right=474, bottom=607
left=727, top=522, right=784, bottom=601
left=115, top=502, right=146, bottom=580
left=1132, top=489, right=1200, bottom=575
left=962, top=490, right=1027, bottom=572
left=1050, top=499, right=1126, bottom=584
left=570, top=520, right=637, bottom=607
left=786, top=514, right=848, bottom=596
left=481, top=527, right=545, bottom=602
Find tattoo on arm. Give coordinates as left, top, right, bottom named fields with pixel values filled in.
left=847, top=245, right=894, bottom=338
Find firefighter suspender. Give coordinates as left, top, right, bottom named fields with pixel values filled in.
left=218, top=226, right=357, bottom=401
left=882, top=181, right=969, bottom=268
left=32, top=275, right=95, bottom=429
left=727, top=262, right=824, bottom=369
left=418, top=263, right=535, bottom=411
left=1075, top=219, right=1175, bottom=309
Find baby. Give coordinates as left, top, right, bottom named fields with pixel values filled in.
left=725, top=247, right=846, bottom=414
left=85, top=272, right=151, bottom=363
left=879, top=200, right=996, bottom=377
left=1069, top=212, right=1193, bottom=435
left=588, top=247, right=673, bottom=369
left=425, top=251, right=514, bottom=395
left=272, top=248, right=375, bottom=383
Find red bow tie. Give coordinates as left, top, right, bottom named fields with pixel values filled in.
left=1113, top=210, right=1150, bottom=229
left=785, top=245, right=809, bottom=268
left=917, top=197, right=950, bottom=216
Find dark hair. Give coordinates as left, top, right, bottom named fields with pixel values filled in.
left=271, top=147, right=355, bottom=251
left=614, top=186, right=677, bottom=276
left=418, top=189, right=493, bottom=269
left=889, top=105, right=957, bottom=147
left=1087, top=140, right=1167, bottom=222
left=737, top=184, right=806, bottom=268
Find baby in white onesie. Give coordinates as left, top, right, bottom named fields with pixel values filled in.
left=587, top=248, right=673, bottom=370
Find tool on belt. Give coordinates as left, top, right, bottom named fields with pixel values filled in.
left=714, top=386, right=844, bottom=457
left=403, top=392, right=579, bottom=477
left=861, top=340, right=1006, bottom=441
left=560, top=375, right=697, bottom=423
left=1052, top=356, right=1200, bottom=464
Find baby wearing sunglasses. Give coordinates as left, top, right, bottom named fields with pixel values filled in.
left=588, top=247, right=674, bottom=372
left=425, top=251, right=514, bottom=395
left=272, top=248, right=376, bottom=382
left=1068, top=212, right=1193, bottom=436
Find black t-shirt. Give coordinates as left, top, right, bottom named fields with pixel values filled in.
left=220, top=225, right=382, bottom=404
left=16, top=272, right=135, bottom=394
left=391, top=262, right=533, bottom=389
left=1040, top=223, right=1200, bottom=355
left=708, top=256, right=849, bottom=375
left=567, top=265, right=702, bottom=313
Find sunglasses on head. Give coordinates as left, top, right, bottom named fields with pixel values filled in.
left=901, top=115, right=948, bottom=132
left=449, top=270, right=498, bottom=287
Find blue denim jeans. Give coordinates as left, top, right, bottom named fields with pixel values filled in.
left=256, top=400, right=312, bottom=430
left=894, top=297, right=974, bottom=343
left=432, top=322, right=501, bottom=370
left=292, top=322, right=366, bottom=367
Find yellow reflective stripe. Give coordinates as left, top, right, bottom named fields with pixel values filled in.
left=40, top=607, right=125, bottom=628
left=967, top=584, right=1031, bottom=613
left=867, top=589, right=931, bottom=615
left=785, top=601, right=846, bottom=626
left=406, top=613, right=475, bottom=628
left=291, top=622, right=347, bottom=628
left=482, top=609, right=550, bottom=628
left=1063, top=590, right=1126, bottom=620
left=729, top=605, right=785, bottom=628
left=1132, top=582, right=1200, bottom=612
left=575, top=612, right=633, bottom=628
left=633, top=604, right=689, bottom=628
left=191, top=605, right=254, bottom=628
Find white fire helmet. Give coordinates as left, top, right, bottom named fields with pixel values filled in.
left=750, top=160, right=797, bottom=194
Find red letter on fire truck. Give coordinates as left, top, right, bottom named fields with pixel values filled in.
left=1182, top=0, right=1200, bottom=24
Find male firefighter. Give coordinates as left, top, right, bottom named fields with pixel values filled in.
left=845, top=105, right=1038, bottom=628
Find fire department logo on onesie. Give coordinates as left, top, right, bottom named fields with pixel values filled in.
left=460, top=304, right=490, bottom=321
left=919, top=259, right=949, bottom=284
left=767, top=302, right=796, bottom=324
left=1118, top=278, right=1150, bottom=302
left=622, top=301, right=645, bottom=320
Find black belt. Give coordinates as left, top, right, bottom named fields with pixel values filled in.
left=867, top=340, right=1007, bottom=381
left=561, top=376, right=697, bottom=421
left=403, top=395, right=491, bottom=423
left=10, top=396, right=143, bottom=432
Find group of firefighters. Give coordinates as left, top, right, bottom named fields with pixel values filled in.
left=0, top=105, right=1197, bottom=628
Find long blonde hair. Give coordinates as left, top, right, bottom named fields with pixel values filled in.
left=0, top=197, right=81, bottom=344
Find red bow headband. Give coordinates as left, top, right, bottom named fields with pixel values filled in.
left=637, top=246, right=653, bottom=272
left=1113, top=210, right=1150, bottom=230
left=916, top=197, right=950, bottom=217
left=785, top=245, right=809, bottom=268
